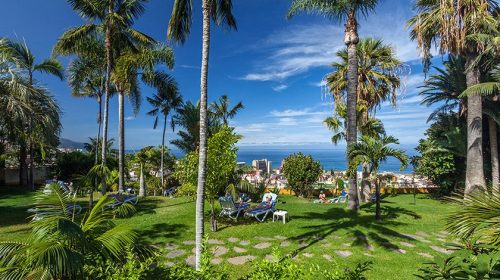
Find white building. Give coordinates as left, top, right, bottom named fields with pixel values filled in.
left=252, top=159, right=272, bottom=174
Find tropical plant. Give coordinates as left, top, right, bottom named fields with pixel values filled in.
left=0, top=184, right=139, bottom=279
left=408, top=0, right=499, bottom=195
left=347, top=135, right=408, bottom=221
left=168, top=0, right=237, bottom=269
left=210, top=95, right=244, bottom=126
left=282, top=153, right=322, bottom=198
left=55, top=0, right=156, bottom=193
left=288, top=0, right=380, bottom=212
left=147, top=75, right=182, bottom=188
left=0, top=37, right=64, bottom=189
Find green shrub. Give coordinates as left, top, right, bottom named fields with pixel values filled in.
left=176, top=183, right=196, bottom=198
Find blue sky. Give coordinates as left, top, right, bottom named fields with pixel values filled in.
left=0, top=0, right=444, bottom=150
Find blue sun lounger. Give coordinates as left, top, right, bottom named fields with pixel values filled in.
left=245, top=192, right=278, bottom=222
left=219, top=195, right=250, bottom=221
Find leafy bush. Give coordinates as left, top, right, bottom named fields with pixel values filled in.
left=55, top=151, right=94, bottom=181
left=282, top=153, right=322, bottom=197
left=176, top=183, right=196, bottom=198
left=245, top=250, right=303, bottom=280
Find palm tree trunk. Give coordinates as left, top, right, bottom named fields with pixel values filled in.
left=118, top=91, right=125, bottom=193
left=489, top=117, right=499, bottom=192
left=28, top=141, right=34, bottom=190
left=344, top=10, right=359, bottom=211
left=361, top=164, right=371, bottom=202
left=375, top=176, right=381, bottom=222
left=96, top=95, right=102, bottom=165
left=194, top=0, right=211, bottom=271
left=139, top=163, right=145, bottom=196
left=19, top=141, right=27, bottom=187
left=161, top=113, right=167, bottom=188
left=464, top=56, right=486, bottom=195
left=101, top=1, right=113, bottom=194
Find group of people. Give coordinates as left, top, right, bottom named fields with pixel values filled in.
left=317, top=189, right=347, bottom=204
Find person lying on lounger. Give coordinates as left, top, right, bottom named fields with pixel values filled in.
left=246, top=194, right=273, bottom=212
left=318, top=190, right=329, bottom=203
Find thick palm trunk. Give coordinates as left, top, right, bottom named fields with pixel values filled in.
left=344, top=10, right=360, bottom=211
left=374, top=177, right=381, bottom=222
left=139, top=163, right=146, bottom=196
left=161, top=114, right=167, bottom=188
left=19, top=142, right=27, bottom=187
left=96, top=95, right=102, bottom=165
left=489, top=117, right=499, bottom=192
left=194, top=0, right=211, bottom=271
left=361, top=164, right=371, bottom=202
left=118, top=91, right=125, bottom=193
left=101, top=2, right=113, bottom=194
left=464, top=56, right=486, bottom=195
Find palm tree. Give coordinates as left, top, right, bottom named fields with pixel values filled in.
left=112, top=43, right=175, bottom=192
left=461, top=64, right=500, bottom=192
left=167, top=0, right=237, bottom=269
left=0, top=38, right=64, bottom=190
left=420, top=55, right=468, bottom=122
left=210, top=95, right=244, bottom=125
left=326, top=38, right=401, bottom=202
left=408, top=0, right=499, bottom=195
left=347, top=135, right=408, bottom=221
left=147, top=74, right=182, bottom=188
left=288, top=0, right=379, bottom=211
left=55, top=0, right=155, bottom=193
left=0, top=184, right=139, bottom=279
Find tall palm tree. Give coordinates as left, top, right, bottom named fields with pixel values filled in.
left=347, top=135, right=408, bottom=221
left=461, top=64, right=500, bottom=192
left=408, top=0, right=499, bottom=195
left=112, top=43, right=175, bottom=192
left=288, top=0, right=379, bottom=211
left=0, top=38, right=64, bottom=190
left=326, top=38, right=401, bottom=202
left=55, top=0, right=155, bottom=193
left=210, top=94, right=244, bottom=125
left=167, top=0, right=237, bottom=269
left=147, top=75, right=182, bottom=188
left=419, top=55, right=468, bottom=122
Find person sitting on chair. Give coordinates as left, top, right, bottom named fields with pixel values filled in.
left=246, top=195, right=273, bottom=212
left=318, top=190, right=328, bottom=203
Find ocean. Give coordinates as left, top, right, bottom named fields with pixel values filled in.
left=170, top=144, right=417, bottom=173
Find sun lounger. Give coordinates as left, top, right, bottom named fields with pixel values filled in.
left=330, top=194, right=348, bottom=203
left=245, top=192, right=278, bottom=222
left=107, top=193, right=138, bottom=208
left=219, top=195, right=250, bottom=221
left=28, top=204, right=82, bottom=220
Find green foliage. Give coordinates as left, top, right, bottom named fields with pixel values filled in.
left=176, top=183, right=196, bottom=198
left=55, top=151, right=94, bottom=180
left=246, top=250, right=304, bottom=280
left=282, top=153, right=322, bottom=197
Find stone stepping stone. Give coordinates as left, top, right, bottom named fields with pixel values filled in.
left=363, top=253, right=374, bottom=257
left=430, top=246, right=453, bottom=255
left=227, top=255, right=256, bottom=265
left=299, top=242, right=308, bottom=248
left=239, top=240, right=250, bottom=246
left=233, top=246, right=247, bottom=253
left=417, top=252, right=434, bottom=259
left=256, top=237, right=274, bottom=241
left=322, top=254, right=332, bottom=261
left=274, top=235, right=287, bottom=240
left=342, top=242, right=352, bottom=247
left=321, top=242, right=331, bottom=248
left=211, top=258, right=222, bottom=264
left=186, top=255, right=195, bottom=266
left=415, top=231, right=430, bottom=238
left=208, top=239, right=224, bottom=245
left=436, top=238, right=446, bottom=243
left=228, top=237, right=239, bottom=243
left=392, top=248, right=406, bottom=254
left=183, top=240, right=195, bottom=245
left=302, top=253, right=314, bottom=258
left=280, top=241, right=290, bottom=247
left=165, top=261, right=174, bottom=267
left=254, top=242, right=272, bottom=249
left=165, top=243, right=178, bottom=250
left=265, top=254, right=274, bottom=261
left=167, top=249, right=186, bottom=259
left=331, top=236, right=340, bottom=240
left=212, top=246, right=228, bottom=257
left=335, top=250, right=352, bottom=258
left=400, top=242, right=415, bottom=248
left=420, top=239, right=432, bottom=243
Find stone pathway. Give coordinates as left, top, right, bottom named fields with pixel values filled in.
left=364, top=253, right=374, bottom=257
left=302, top=253, right=314, bottom=258
left=165, top=243, right=178, bottom=250
left=417, top=252, right=434, bottom=259
left=233, top=246, right=247, bottom=253
left=342, top=242, right=352, bottom=247
left=322, top=254, right=332, bottom=261
left=399, top=242, right=415, bottom=248
left=186, top=255, right=195, bottom=266
left=211, top=258, right=222, bottom=265
left=227, top=255, right=256, bottom=265
left=256, top=237, right=274, bottom=241
left=320, top=242, right=331, bottom=248
left=274, top=235, right=287, bottom=240
left=335, top=250, right=352, bottom=258
left=392, top=248, right=406, bottom=254
left=430, top=246, right=453, bottom=255
left=183, top=240, right=195, bottom=245
left=239, top=240, right=250, bottom=246
left=208, top=239, right=225, bottom=245
left=254, top=242, right=272, bottom=249
left=228, top=237, right=239, bottom=243
left=167, top=249, right=186, bottom=259
left=212, top=246, right=228, bottom=257
left=280, top=241, right=290, bottom=247
left=415, top=231, right=430, bottom=238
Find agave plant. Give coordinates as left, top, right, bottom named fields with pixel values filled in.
left=0, top=184, right=139, bottom=279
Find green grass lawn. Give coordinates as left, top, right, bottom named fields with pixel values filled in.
left=0, top=187, right=458, bottom=279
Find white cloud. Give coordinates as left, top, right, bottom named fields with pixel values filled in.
left=272, top=84, right=288, bottom=92
left=125, top=116, right=135, bottom=121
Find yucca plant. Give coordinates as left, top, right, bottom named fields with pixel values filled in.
left=0, top=184, right=139, bottom=279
